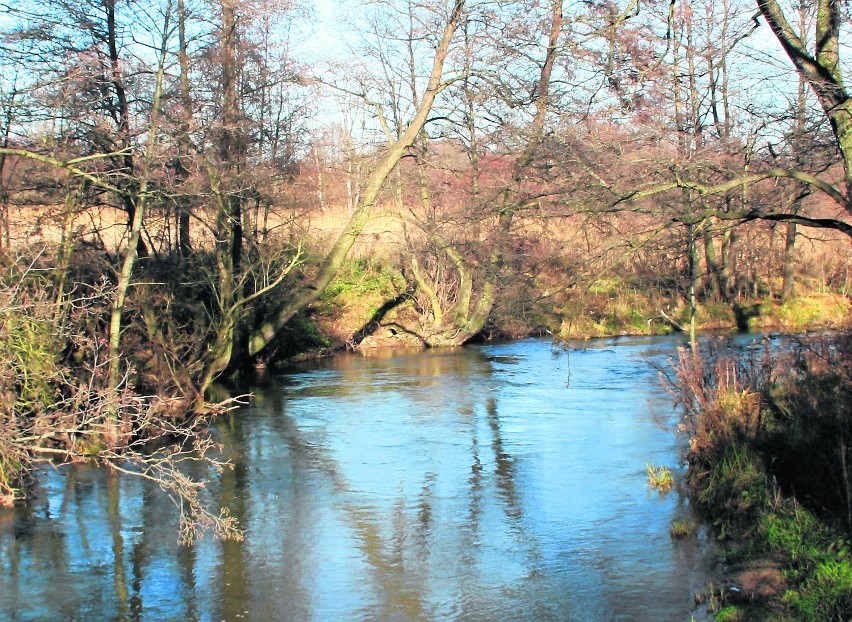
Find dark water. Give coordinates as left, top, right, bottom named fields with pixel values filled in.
left=0, top=336, right=722, bottom=621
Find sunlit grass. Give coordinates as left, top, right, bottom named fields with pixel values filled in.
left=670, top=518, right=698, bottom=539
left=647, top=464, right=673, bottom=492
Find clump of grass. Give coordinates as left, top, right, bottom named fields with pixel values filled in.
left=647, top=464, right=673, bottom=492
left=691, top=441, right=769, bottom=539
left=714, top=605, right=742, bottom=622
left=671, top=518, right=699, bottom=539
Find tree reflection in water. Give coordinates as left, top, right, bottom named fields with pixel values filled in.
left=0, top=337, right=720, bottom=621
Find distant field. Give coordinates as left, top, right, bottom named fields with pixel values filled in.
left=3, top=200, right=849, bottom=297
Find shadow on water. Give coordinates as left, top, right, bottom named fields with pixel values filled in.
left=0, top=337, right=721, bottom=621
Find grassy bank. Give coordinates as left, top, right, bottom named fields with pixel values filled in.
left=311, top=261, right=850, bottom=348
left=669, top=333, right=852, bottom=620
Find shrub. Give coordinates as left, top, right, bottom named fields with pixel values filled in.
left=0, top=253, right=241, bottom=542
left=669, top=332, right=852, bottom=620
left=762, top=334, right=852, bottom=528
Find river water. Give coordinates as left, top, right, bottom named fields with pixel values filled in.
left=0, top=336, right=721, bottom=621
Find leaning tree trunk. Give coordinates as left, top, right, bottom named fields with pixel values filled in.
left=757, top=0, right=852, bottom=211
left=246, top=0, right=468, bottom=359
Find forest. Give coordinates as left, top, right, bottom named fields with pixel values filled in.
left=0, top=0, right=850, bottom=546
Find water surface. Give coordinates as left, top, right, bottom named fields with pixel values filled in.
left=0, top=336, right=719, bottom=621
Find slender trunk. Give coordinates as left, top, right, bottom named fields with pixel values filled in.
left=313, top=143, right=326, bottom=212
left=176, top=0, right=193, bottom=257
left=703, top=222, right=721, bottom=300
left=346, top=158, right=355, bottom=216
left=672, top=19, right=687, bottom=153
left=106, top=0, right=146, bottom=257
left=54, top=181, right=83, bottom=319
left=688, top=223, right=698, bottom=348
left=720, top=225, right=734, bottom=299
left=221, top=0, right=243, bottom=279
left=780, top=11, right=806, bottom=304
left=781, top=222, right=797, bottom=301
left=107, top=6, right=171, bottom=403
left=0, top=83, right=14, bottom=253
left=685, top=4, right=702, bottom=149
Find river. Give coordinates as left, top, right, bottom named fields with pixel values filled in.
left=0, top=336, right=721, bottom=621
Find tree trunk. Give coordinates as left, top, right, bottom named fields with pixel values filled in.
left=703, top=222, right=722, bottom=301
left=688, top=222, right=698, bottom=348
left=247, top=0, right=467, bottom=358
left=107, top=6, right=171, bottom=417
left=176, top=0, right=193, bottom=257
left=106, top=0, right=146, bottom=257
left=781, top=221, right=796, bottom=301
left=720, top=225, right=735, bottom=299
left=757, top=0, right=852, bottom=209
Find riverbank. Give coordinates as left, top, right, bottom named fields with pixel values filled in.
left=670, top=333, right=852, bottom=621
left=303, top=259, right=850, bottom=357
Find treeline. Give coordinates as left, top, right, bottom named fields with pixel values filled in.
left=0, top=0, right=850, bottom=513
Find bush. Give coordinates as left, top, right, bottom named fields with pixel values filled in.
left=762, top=333, right=852, bottom=526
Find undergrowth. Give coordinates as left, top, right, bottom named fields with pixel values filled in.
left=0, top=253, right=242, bottom=542
left=666, top=332, right=852, bottom=620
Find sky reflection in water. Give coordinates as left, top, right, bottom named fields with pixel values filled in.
left=0, top=336, right=719, bottom=621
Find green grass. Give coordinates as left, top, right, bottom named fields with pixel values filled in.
left=759, top=507, right=852, bottom=619
left=647, top=464, right=673, bottom=492
left=323, top=258, right=400, bottom=302
left=691, top=441, right=769, bottom=539
left=714, top=605, right=742, bottom=622
left=670, top=518, right=699, bottom=538
left=743, top=294, right=851, bottom=332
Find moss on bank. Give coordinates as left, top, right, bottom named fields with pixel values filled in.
left=312, top=258, right=410, bottom=348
